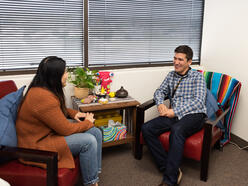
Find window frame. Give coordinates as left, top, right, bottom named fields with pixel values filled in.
left=0, top=0, right=204, bottom=76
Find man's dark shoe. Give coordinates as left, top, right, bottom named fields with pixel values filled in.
left=158, top=168, right=182, bottom=186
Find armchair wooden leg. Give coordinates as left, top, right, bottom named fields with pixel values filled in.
left=200, top=149, right=210, bottom=181
left=135, top=143, right=143, bottom=160
left=135, top=107, right=145, bottom=160
left=200, top=123, right=212, bottom=182
left=134, top=122, right=143, bottom=160
left=47, top=155, right=58, bottom=186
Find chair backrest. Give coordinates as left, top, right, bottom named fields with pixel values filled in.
left=198, top=70, right=241, bottom=145
left=0, top=80, right=18, bottom=99
left=202, top=71, right=241, bottom=107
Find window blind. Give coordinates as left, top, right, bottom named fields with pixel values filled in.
left=88, top=0, right=203, bottom=66
left=0, top=0, right=84, bottom=71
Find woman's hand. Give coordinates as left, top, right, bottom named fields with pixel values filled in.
left=84, top=112, right=95, bottom=123
left=74, top=112, right=86, bottom=122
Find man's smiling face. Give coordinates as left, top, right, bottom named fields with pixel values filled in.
left=173, top=53, right=192, bottom=75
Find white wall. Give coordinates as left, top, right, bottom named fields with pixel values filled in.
left=0, top=65, right=201, bottom=123
left=201, top=0, right=248, bottom=141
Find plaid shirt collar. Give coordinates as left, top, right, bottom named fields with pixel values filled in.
left=173, top=67, right=192, bottom=79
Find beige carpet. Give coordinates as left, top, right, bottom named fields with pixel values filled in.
left=97, top=143, right=248, bottom=186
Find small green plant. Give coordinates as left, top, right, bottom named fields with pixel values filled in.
left=68, top=67, right=98, bottom=89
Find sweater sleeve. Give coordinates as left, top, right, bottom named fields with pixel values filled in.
left=67, top=108, right=78, bottom=119
left=28, top=88, right=94, bottom=136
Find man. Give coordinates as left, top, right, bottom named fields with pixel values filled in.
left=141, top=45, right=207, bottom=186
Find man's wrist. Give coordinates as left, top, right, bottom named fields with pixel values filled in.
left=156, top=101, right=164, bottom=106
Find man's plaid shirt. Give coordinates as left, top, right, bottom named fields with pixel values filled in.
left=154, top=69, right=207, bottom=119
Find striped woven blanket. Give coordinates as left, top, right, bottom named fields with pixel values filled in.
left=198, top=70, right=241, bottom=145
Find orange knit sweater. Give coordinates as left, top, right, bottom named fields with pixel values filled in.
left=16, top=87, right=94, bottom=169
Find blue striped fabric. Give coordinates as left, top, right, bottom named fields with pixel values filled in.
left=198, top=70, right=242, bottom=145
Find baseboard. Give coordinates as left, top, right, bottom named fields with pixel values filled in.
left=230, top=133, right=248, bottom=150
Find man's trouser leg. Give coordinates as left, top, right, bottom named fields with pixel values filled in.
left=163, top=113, right=205, bottom=185
left=141, top=116, right=177, bottom=171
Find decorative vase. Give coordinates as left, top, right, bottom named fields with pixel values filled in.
left=74, top=87, right=89, bottom=99
left=115, top=86, right=128, bottom=98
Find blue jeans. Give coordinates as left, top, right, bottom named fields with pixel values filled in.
left=141, top=113, right=205, bottom=186
left=65, top=127, right=102, bottom=185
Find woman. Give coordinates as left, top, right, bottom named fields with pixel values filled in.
left=16, top=56, right=102, bottom=186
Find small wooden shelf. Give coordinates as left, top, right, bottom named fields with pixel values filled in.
left=72, top=96, right=140, bottom=156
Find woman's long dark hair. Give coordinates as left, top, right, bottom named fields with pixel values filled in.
left=26, top=56, right=68, bottom=116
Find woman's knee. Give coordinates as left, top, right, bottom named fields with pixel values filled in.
left=89, top=127, right=102, bottom=135
left=65, top=133, right=98, bottom=154
left=75, top=133, right=98, bottom=148
left=87, top=133, right=98, bottom=144
left=95, top=127, right=103, bottom=138
left=88, top=127, right=102, bottom=141
left=81, top=134, right=98, bottom=153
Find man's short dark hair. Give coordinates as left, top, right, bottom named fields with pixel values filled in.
left=174, top=45, right=193, bottom=61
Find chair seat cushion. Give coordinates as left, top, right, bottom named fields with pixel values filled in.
left=0, top=158, right=80, bottom=186
left=141, top=127, right=222, bottom=161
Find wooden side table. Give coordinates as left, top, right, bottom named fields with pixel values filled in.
left=71, top=96, right=140, bottom=155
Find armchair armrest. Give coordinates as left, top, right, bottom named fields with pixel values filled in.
left=0, top=145, right=58, bottom=186
left=204, top=106, right=230, bottom=127
left=136, top=97, right=169, bottom=129
left=136, top=99, right=156, bottom=130
left=137, top=99, right=156, bottom=112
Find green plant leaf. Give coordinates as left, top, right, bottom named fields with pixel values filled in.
left=68, top=67, right=98, bottom=89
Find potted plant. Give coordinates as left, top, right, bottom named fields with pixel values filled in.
left=68, top=67, right=98, bottom=99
